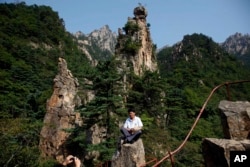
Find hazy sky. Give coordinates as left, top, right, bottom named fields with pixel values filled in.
left=2, top=0, right=250, bottom=48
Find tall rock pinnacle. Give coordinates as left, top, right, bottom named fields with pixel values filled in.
left=116, top=5, right=158, bottom=76
left=39, top=58, right=82, bottom=163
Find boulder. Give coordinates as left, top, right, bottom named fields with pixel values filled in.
left=112, top=139, right=145, bottom=167
left=202, top=100, right=250, bottom=166
left=202, top=138, right=250, bottom=167
left=218, top=100, right=250, bottom=140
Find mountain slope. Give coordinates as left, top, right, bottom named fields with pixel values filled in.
left=0, top=3, right=94, bottom=166
left=158, top=33, right=249, bottom=85
left=156, top=33, right=250, bottom=166
left=0, top=2, right=93, bottom=119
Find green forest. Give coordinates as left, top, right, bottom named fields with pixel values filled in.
left=0, top=2, right=249, bottom=167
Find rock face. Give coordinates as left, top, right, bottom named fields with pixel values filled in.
left=116, top=5, right=158, bottom=76
left=112, top=139, right=145, bottom=167
left=221, top=33, right=250, bottom=67
left=89, top=25, right=117, bottom=53
left=39, top=58, right=82, bottom=163
left=74, top=25, right=117, bottom=62
left=221, top=32, right=250, bottom=56
left=202, top=100, right=250, bottom=166
left=202, top=138, right=250, bottom=167
left=219, top=100, right=250, bottom=140
left=84, top=124, right=107, bottom=161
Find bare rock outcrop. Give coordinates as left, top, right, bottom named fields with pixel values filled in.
left=112, top=139, right=145, bottom=167
left=39, top=58, right=82, bottom=163
left=202, top=138, right=250, bottom=167
left=116, top=5, right=158, bottom=76
left=202, top=100, right=250, bottom=166
left=219, top=100, right=250, bottom=140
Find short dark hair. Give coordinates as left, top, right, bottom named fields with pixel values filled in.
left=128, top=107, right=135, bottom=113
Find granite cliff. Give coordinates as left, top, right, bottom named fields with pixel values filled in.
left=221, top=32, right=250, bottom=68
left=115, top=5, right=158, bottom=76
left=39, top=58, right=82, bottom=163
left=74, top=25, right=117, bottom=63
left=221, top=33, right=250, bottom=56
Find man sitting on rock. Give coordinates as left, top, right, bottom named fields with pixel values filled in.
left=114, top=108, right=143, bottom=159
left=120, top=108, right=143, bottom=144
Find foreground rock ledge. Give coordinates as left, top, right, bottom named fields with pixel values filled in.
left=202, top=138, right=250, bottom=167
left=219, top=100, right=250, bottom=140
left=112, top=139, right=145, bottom=167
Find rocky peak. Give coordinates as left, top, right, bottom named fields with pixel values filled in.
left=116, top=5, right=158, bottom=76
left=74, top=31, right=86, bottom=39
left=39, top=58, right=82, bottom=163
left=221, top=32, right=250, bottom=56
left=74, top=25, right=117, bottom=63
left=88, top=25, right=117, bottom=52
left=162, top=33, right=222, bottom=71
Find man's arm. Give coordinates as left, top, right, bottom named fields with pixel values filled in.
left=132, top=117, right=143, bottom=132
left=133, top=126, right=142, bottom=131
left=123, top=118, right=130, bottom=130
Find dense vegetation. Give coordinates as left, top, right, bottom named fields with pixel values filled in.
left=157, top=33, right=250, bottom=166
left=0, top=2, right=249, bottom=167
left=0, top=2, right=93, bottom=167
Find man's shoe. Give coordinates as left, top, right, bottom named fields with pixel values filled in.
left=120, top=135, right=126, bottom=140
left=129, top=140, right=135, bottom=144
left=122, top=139, right=128, bottom=144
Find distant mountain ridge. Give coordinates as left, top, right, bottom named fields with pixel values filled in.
left=73, top=25, right=250, bottom=68
left=89, top=25, right=117, bottom=52
left=74, top=25, right=117, bottom=62
left=221, top=33, right=250, bottom=68
left=157, top=33, right=249, bottom=82
left=221, top=32, right=250, bottom=56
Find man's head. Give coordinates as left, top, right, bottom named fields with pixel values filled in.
left=128, top=108, right=136, bottom=119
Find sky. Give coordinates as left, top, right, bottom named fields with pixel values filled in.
left=1, top=0, right=250, bottom=48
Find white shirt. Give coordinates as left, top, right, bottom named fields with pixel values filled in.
left=123, top=116, right=143, bottom=129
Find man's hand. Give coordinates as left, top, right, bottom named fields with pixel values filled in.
left=127, top=128, right=135, bottom=133
left=63, top=155, right=81, bottom=167
left=73, top=157, right=81, bottom=167
left=63, top=155, right=74, bottom=166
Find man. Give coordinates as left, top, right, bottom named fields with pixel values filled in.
left=113, top=108, right=143, bottom=159
left=120, top=108, right=143, bottom=144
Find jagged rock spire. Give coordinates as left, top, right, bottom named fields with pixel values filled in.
left=39, top=58, right=82, bottom=163
left=116, top=5, right=158, bottom=76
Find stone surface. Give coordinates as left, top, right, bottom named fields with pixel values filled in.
left=133, top=5, right=148, bottom=19
left=84, top=124, right=107, bottom=161
left=202, top=100, right=250, bottom=166
left=218, top=100, right=250, bottom=140
left=202, top=138, right=250, bottom=167
left=74, top=25, right=117, bottom=65
left=39, top=58, right=82, bottom=163
left=111, top=139, right=145, bottom=167
left=116, top=5, right=158, bottom=76
left=221, top=32, right=250, bottom=56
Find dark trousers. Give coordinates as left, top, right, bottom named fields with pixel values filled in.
left=120, top=127, right=142, bottom=142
